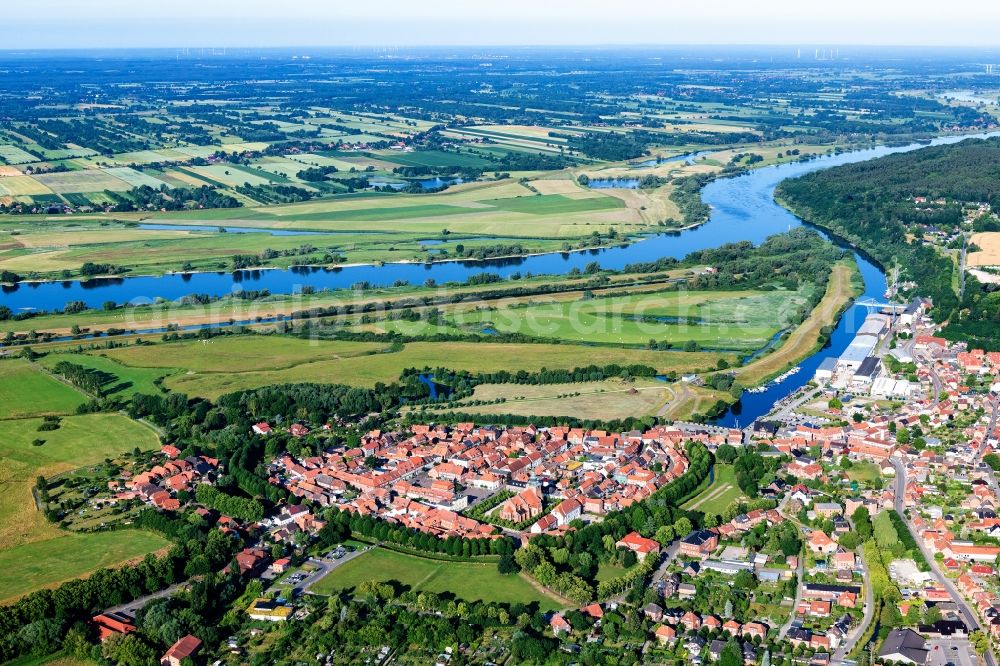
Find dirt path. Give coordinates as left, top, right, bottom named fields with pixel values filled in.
left=518, top=572, right=575, bottom=608
left=685, top=483, right=734, bottom=512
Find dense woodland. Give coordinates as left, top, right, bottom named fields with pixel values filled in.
left=777, top=137, right=1000, bottom=349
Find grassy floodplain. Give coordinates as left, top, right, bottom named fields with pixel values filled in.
left=0, top=268, right=699, bottom=337
left=90, top=336, right=728, bottom=401
left=0, top=359, right=86, bottom=418
left=0, top=180, right=649, bottom=279
left=731, top=259, right=860, bottom=385
left=0, top=361, right=168, bottom=601
left=421, top=378, right=677, bottom=420
left=359, top=286, right=811, bottom=350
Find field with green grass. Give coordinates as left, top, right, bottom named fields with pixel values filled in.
left=0, top=176, right=652, bottom=279
left=96, top=336, right=726, bottom=400
left=37, top=352, right=173, bottom=398
left=0, top=268, right=698, bottom=337
left=845, top=461, right=882, bottom=485
left=95, top=336, right=390, bottom=374
left=0, top=364, right=166, bottom=601
left=365, top=287, right=806, bottom=351
left=5, top=652, right=98, bottom=666
left=595, top=561, right=634, bottom=583
left=0, top=359, right=86, bottom=419
left=732, top=260, right=859, bottom=386
left=310, top=547, right=562, bottom=610
left=682, top=464, right=745, bottom=515
left=0, top=530, right=169, bottom=602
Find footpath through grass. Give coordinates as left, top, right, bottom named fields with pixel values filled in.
left=311, top=547, right=562, bottom=611
left=682, top=464, right=746, bottom=515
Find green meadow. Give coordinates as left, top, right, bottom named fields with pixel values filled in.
left=94, top=336, right=726, bottom=400
left=310, top=547, right=562, bottom=610
left=0, top=409, right=165, bottom=601
left=0, top=359, right=86, bottom=419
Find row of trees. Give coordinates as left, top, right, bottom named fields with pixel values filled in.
left=194, top=485, right=264, bottom=523
left=322, top=506, right=512, bottom=560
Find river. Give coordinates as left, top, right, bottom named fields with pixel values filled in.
left=6, top=132, right=997, bottom=425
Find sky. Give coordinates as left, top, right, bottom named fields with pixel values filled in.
left=6, top=0, right=1000, bottom=50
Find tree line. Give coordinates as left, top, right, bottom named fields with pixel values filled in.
left=777, top=137, right=1000, bottom=349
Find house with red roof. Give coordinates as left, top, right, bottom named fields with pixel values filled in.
left=288, top=423, right=310, bottom=438
left=92, top=612, right=136, bottom=642
left=161, top=634, right=202, bottom=666
left=654, top=624, right=676, bottom=644
left=808, top=530, right=838, bottom=555
left=616, top=532, right=661, bottom=560
left=680, top=611, right=702, bottom=631
left=550, top=613, right=572, bottom=636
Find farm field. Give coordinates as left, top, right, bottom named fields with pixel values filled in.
left=0, top=409, right=165, bottom=600
left=682, top=464, right=745, bottom=515
left=0, top=145, right=40, bottom=165
left=96, top=336, right=728, bottom=400
left=0, top=530, right=169, bottom=602
left=423, top=378, right=675, bottom=420
left=309, top=547, right=562, bottom=610
left=968, top=232, right=1000, bottom=267
left=0, top=359, right=86, bottom=419
left=94, top=336, right=390, bottom=374
left=0, top=176, right=658, bottom=278
left=33, top=170, right=132, bottom=194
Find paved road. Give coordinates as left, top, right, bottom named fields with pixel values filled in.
left=980, top=398, right=1000, bottom=462
left=960, top=236, right=968, bottom=302
left=777, top=552, right=804, bottom=640
left=832, top=548, right=875, bottom=660
left=651, top=540, right=681, bottom=583
left=608, top=540, right=681, bottom=606
left=300, top=548, right=369, bottom=594
left=102, top=581, right=188, bottom=617
left=891, top=458, right=996, bottom=666
left=776, top=495, right=806, bottom=640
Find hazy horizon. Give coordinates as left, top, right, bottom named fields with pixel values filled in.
left=7, top=0, right=1000, bottom=50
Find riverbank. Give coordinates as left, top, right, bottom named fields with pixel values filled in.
left=6, top=132, right=999, bottom=430
left=0, top=268, right=699, bottom=338
left=733, top=258, right=861, bottom=386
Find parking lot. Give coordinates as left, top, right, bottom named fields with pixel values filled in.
left=926, top=638, right=976, bottom=666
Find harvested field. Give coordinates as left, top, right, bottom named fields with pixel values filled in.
left=969, top=232, right=1000, bottom=267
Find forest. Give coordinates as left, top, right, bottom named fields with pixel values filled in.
left=777, top=137, right=1000, bottom=349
